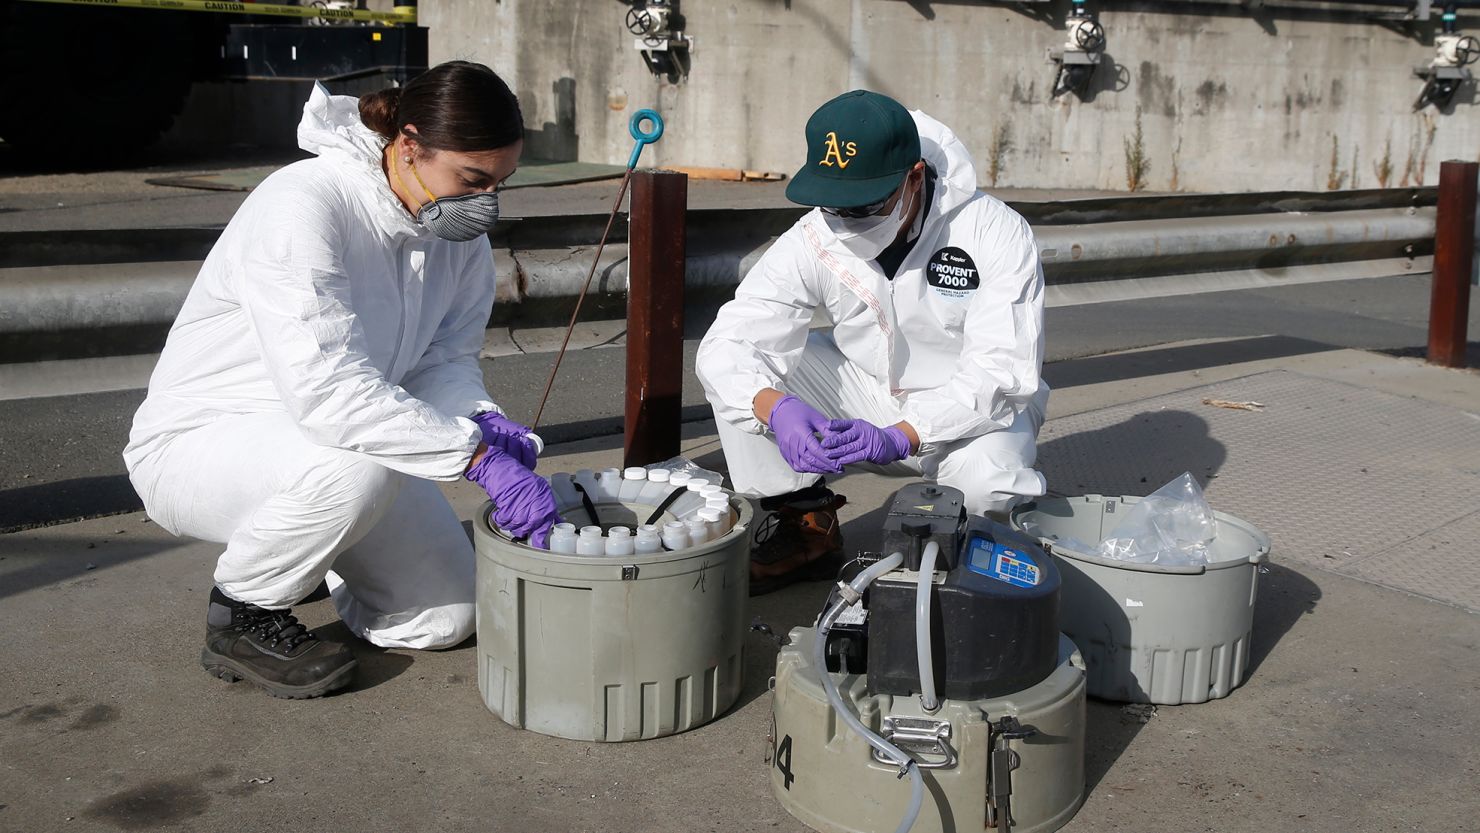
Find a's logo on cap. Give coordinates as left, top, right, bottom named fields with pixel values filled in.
left=819, top=131, right=858, bottom=169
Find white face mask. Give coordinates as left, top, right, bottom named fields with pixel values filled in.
left=822, top=181, right=915, bottom=260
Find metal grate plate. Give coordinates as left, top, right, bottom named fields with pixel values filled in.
left=1036, top=370, right=1480, bottom=612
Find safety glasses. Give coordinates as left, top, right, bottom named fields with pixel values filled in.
left=822, top=195, right=891, bottom=219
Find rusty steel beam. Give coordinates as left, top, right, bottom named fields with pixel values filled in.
left=1428, top=160, right=1477, bottom=369
left=624, top=170, right=689, bottom=467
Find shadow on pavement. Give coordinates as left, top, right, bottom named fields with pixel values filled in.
left=1037, top=409, right=1227, bottom=497
left=1044, top=334, right=1340, bottom=389
left=0, top=474, right=143, bottom=534
left=0, top=532, right=189, bottom=601
left=1247, top=562, right=1321, bottom=678
left=312, top=620, right=417, bottom=693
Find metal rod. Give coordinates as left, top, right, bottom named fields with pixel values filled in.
left=530, top=171, right=633, bottom=430
left=624, top=170, right=688, bottom=467
left=1428, top=160, right=1477, bottom=368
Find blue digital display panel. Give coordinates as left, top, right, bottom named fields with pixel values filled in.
left=965, top=536, right=1042, bottom=588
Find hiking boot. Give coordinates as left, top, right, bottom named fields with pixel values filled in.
left=749, top=483, right=847, bottom=596
left=201, top=587, right=357, bottom=700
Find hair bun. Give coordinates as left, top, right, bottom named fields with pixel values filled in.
left=358, top=87, right=404, bottom=140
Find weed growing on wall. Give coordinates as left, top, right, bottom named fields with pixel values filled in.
left=1124, top=107, right=1150, bottom=192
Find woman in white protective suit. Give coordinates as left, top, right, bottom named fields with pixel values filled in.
left=695, top=90, right=1049, bottom=595
left=124, top=62, right=562, bottom=699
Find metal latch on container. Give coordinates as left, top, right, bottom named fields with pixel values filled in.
left=621, top=565, right=638, bottom=580
left=871, top=716, right=957, bottom=770
left=985, top=715, right=1037, bottom=832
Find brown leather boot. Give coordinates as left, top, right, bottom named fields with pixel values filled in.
left=749, top=484, right=847, bottom=596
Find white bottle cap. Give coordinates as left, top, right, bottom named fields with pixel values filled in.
left=706, top=495, right=729, bottom=508
left=647, top=468, right=671, bottom=483
left=623, top=467, right=647, bottom=480
left=698, top=508, right=721, bottom=523
left=525, top=432, right=545, bottom=457
left=669, top=471, right=692, bottom=487
left=685, top=478, right=711, bottom=492
left=698, top=484, right=723, bottom=498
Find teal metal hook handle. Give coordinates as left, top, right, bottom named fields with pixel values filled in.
left=627, top=109, right=664, bottom=170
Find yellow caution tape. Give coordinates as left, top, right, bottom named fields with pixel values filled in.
left=16, top=0, right=417, bottom=24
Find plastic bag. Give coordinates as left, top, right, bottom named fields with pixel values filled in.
left=1097, top=473, right=1218, bottom=565
left=649, top=455, right=726, bottom=490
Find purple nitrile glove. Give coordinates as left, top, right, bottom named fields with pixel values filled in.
left=767, top=395, right=843, bottom=475
left=465, top=446, right=562, bottom=547
left=471, top=411, right=538, bottom=470
left=821, top=419, right=913, bottom=466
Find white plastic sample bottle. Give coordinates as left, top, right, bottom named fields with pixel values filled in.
left=597, top=467, right=623, bottom=500
left=605, top=526, right=634, bottom=556
left=550, top=473, right=580, bottom=512
left=634, top=527, right=663, bottom=554
left=698, top=508, right=725, bottom=541
left=661, top=521, right=690, bottom=551
left=548, top=523, right=578, bottom=554
left=685, top=517, right=711, bottom=546
left=668, top=477, right=708, bottom=518
left=573, top=468, right=599, bottom=501
left=576, top=525, right=605, bottom=556
left=639, top=468, right=673, bottom=504
left=619, top=467, right=647, bottom=501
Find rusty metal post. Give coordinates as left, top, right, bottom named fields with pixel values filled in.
left=625, top=170, right=689, bottom=467
left=1428, top=160, right=1477, bottom=368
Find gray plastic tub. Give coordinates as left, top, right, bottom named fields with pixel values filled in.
left=1011, top=495, right=1271, bottom=705
left=473, top=495, right=752, bottom=741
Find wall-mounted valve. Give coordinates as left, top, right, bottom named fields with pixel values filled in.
left=1414, top=6, right=1477, bottom=110
left=1049, top=0, right=1106, bottom=98
left=625, top=0, right=691, bottom=80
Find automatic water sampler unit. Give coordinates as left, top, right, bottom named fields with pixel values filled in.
left=769, top=483, right=1087, bottom=833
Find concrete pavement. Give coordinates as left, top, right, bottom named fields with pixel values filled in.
left=3, top=340, right=1478, bottom=833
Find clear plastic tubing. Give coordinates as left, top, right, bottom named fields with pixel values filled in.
left=548, top=522, right=578, bottom=554
left=619, top=467, right=647, bottom=501
left=662, top=521, right=690, bottom=551
left=685, top=517, right=710, bottom=545
left=605, top=526, right=634, bottom=557
left=597, top=467, right=623, bottom=500
left=576, top=525, right=605, bottom=556
left=634, top=527, right=663, bottom=554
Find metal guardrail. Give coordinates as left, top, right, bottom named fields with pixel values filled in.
left=0, top=189, right=1440, bottom=362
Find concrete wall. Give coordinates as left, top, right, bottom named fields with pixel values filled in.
left=422, top=0, right=1479, bottom=193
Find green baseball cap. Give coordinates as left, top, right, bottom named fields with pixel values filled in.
left=786, top=90, right=921, bottom=209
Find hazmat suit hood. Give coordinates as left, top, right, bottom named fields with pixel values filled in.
left=806, top=109, right=979, bottom=256
left=296, top=81, right=425, bottom=239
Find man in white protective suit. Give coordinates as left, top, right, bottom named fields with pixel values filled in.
left=124, top=62, right=562, bottom=698
left=696, top=90, right=1048, bottom=594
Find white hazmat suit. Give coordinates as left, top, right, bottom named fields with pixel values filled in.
left=696, top=111, right=1048, bottom=516
left=124, top=85, right=499, bottom=649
